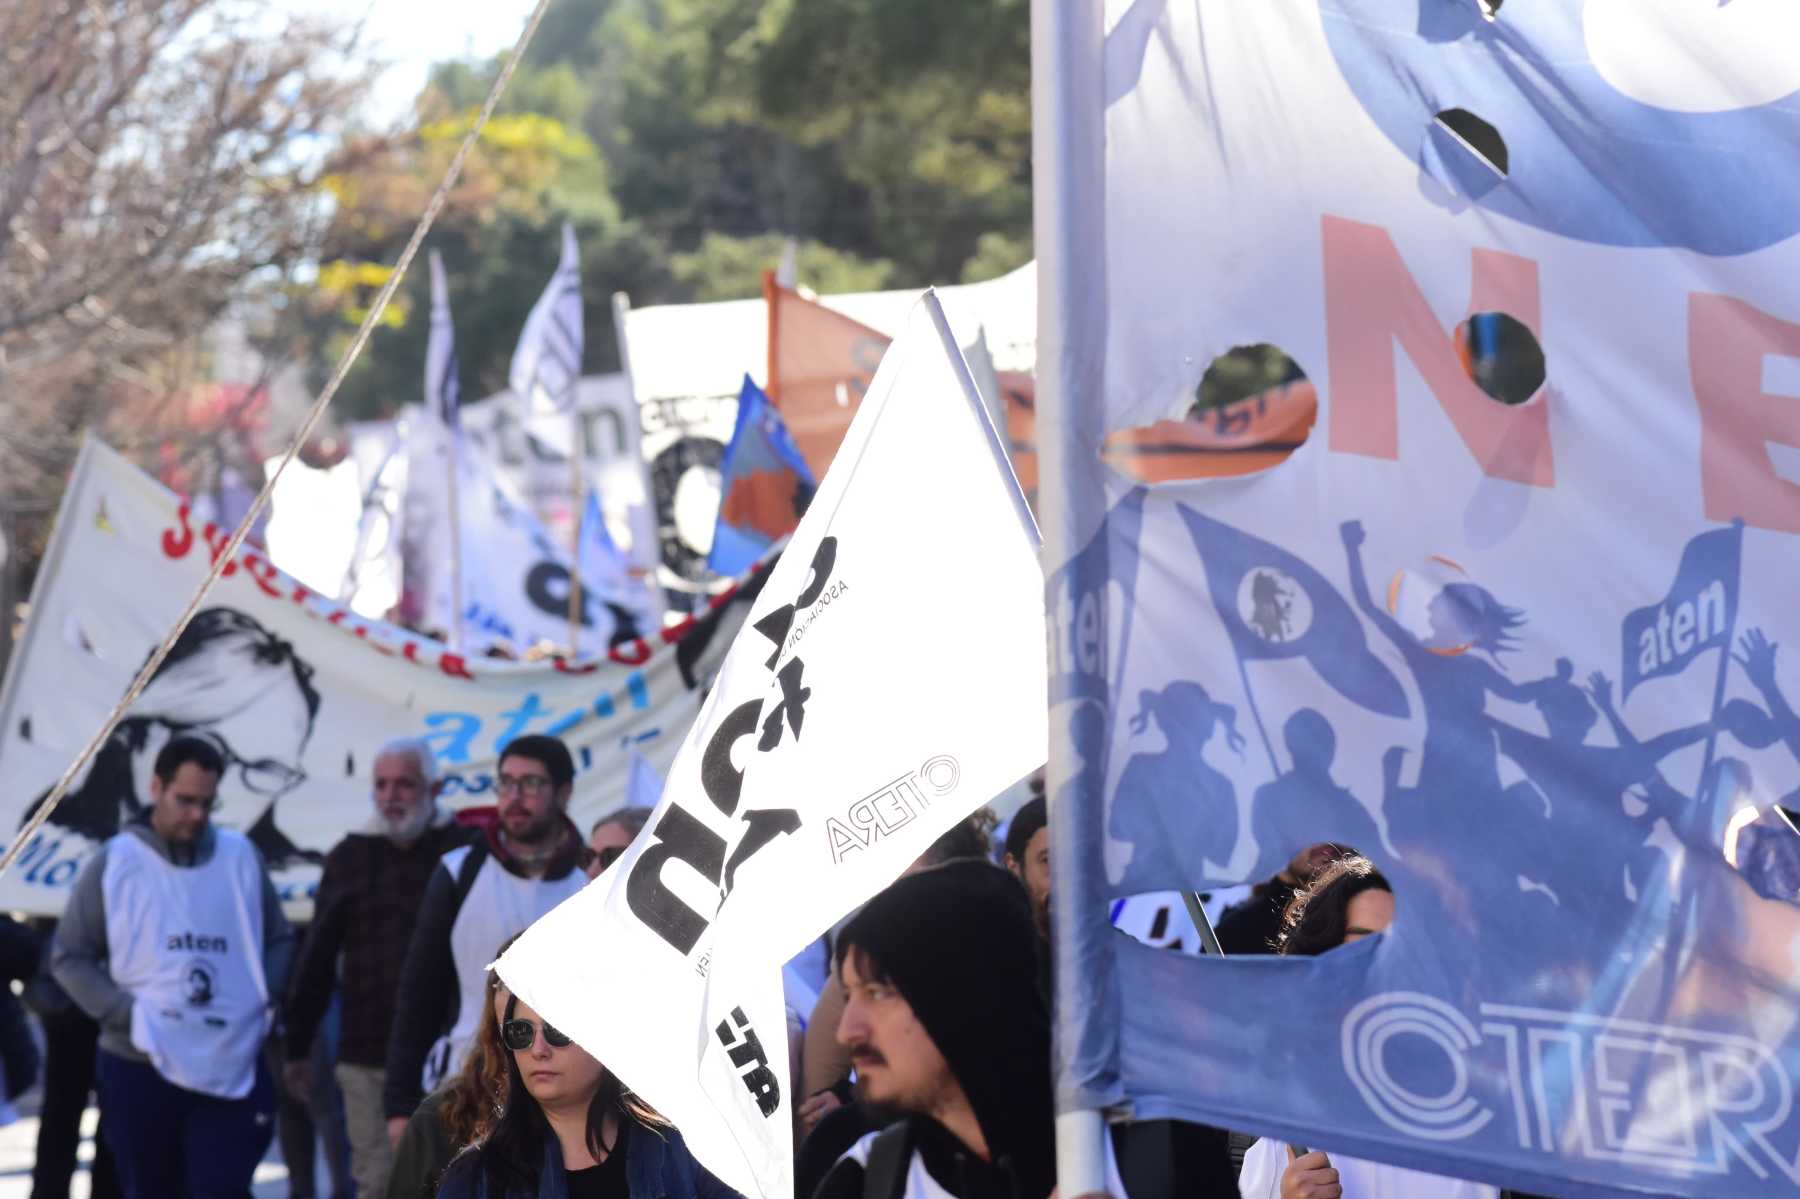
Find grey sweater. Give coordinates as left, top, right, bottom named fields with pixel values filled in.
left=51, top=820, right=295, bottom=1064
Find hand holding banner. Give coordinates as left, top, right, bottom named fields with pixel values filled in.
left=496, top=292, right=1046, bottom=1199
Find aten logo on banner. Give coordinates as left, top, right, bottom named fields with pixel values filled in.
left=825, top=755, right=963, bottom=864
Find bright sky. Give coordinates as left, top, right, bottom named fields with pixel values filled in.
left=300, top=0, right=543, bottom=122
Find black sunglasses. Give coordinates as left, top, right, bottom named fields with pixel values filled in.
left=501, top=994, right=573, bottom=1052
left=502, top=1017, right=573, bottom=1052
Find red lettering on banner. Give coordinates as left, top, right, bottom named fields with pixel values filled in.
left=553, top=658, right=599, bottom=675
left=240, top=553, right=281, bottom=599
left=403, top=642, right=423, bottom=664
left=609, top=639, right=652, bottom=666
left=1691, top=293, right=1800, bottom=534
left=328, top=610, right=348, bottom=627
left=1323, top=215, right=1554, bottom=487
left=161, top=504, right=196, bottom=560
left=199, top=523, right=239, bottom=576
left=291, top=583, right=310, bottom=604
left=440, top=654, right=475, bottom=680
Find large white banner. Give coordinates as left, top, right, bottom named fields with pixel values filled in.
left=0, top=441, right=757, bottom=918
left=497, top=295, right=1046, bottom=1199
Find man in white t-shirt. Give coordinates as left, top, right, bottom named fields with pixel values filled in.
left=53, top=735, right=294, bottom=1199
left=381, top=733, right=589, bottom=1145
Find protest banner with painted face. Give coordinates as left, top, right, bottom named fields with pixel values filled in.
left=0, top=440, right=755, bottom=917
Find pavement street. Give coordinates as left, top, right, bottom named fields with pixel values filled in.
left=0, top=1100, right=314, bottom=1199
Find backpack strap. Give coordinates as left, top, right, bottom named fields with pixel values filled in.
left=450, top=841, right=489, bottom=914
left=862, top=1121, right=915, bottom=1199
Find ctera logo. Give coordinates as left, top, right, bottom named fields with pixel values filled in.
left=824, top=755, right=962, bottom=864
left=1342, top=992, right=1800, bottom=1181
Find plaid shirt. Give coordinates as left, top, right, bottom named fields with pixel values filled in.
left=283, top=821, right=475, bottom=1067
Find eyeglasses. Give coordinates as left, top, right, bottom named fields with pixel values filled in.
left=496, top=773, right=554, bottom=798
left=502, top=1018, right=573, bottom=1052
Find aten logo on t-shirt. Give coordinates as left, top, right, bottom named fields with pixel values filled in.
left=166, top=932, right=229, bottom=954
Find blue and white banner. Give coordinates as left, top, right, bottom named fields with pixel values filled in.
left=1046, top=3, right=1800, bottom=1197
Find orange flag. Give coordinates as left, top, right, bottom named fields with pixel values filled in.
left=763, top=272, right=893, bottom=479
left=763, top=271, right=1317, bottom=490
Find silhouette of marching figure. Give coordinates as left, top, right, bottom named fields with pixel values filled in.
left=1341, top=521, right=1551, bottom=852
left=1110, top=682, right=1246, bottom=891
left=1735, top=629, right=1800, bottom=774
left=1248, top=708, right=1383, bottom=882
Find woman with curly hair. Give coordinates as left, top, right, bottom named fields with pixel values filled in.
left=433, top=987, right=734, bottom=1199
left=387, top=960, right=515, bottom=1199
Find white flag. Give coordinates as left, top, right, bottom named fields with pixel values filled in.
left=578, top=487, right=659, bottom=650
left=625, top=751, right=665, bottom=811
left=497, top=292, right=1047, bottom=1199
left=509, top=223, right=583, bottom=414
left=426, top=249, right=461, bottom=427
left=416, top=435, right=621, bottom=655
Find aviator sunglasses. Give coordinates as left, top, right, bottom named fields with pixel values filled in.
left=502, top=995, right=573, bottom=1051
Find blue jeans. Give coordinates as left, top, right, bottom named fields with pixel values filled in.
left=95, top=1049, right=276, bottom=1199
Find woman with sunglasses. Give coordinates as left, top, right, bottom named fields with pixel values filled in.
left=436, top=994, right=737, bottom=1199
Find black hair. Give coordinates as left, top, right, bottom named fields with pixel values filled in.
left=918, top=807, right=996, bottom=868
left=498, top=735, right=575, bottom=789
left=1004, top=797, right=1048, bottom=864
left=159, top=607, right=322, bottom=723
left=1279, top=855, right=1391, bottom=957
left=462, top=995, right=662, bottom=1194
left=590, top=805, right=652, bottom=839
left=153, top=736, right=225, bottom=785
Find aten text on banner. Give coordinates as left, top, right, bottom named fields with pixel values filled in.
left=0, top=440, right=757, bottom=918
left=497, top=293, right=1046, bottom=1199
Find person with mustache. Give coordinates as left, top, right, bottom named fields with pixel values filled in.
left=812, top=858, right=1075, bottom=1199
left=384, top=736, right=588, bottom=1154
left=282, top=737, right=476, bottom=1199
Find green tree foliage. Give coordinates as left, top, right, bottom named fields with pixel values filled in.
left=299, top=0, right=1035, bottom=419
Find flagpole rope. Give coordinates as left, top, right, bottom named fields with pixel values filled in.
left=0, top=0, right=562, bottom=882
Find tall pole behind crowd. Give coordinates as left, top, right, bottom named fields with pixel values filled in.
left=1032, top=0, right=1115, bottom=1195
left=568, top=409, right=583, bottom=655
left=427, top=250, right=467, bottom=652
left=447, top=432, right=465, bottom=652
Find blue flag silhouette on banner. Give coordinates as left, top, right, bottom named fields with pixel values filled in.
left=1621, top=524, right=1742, bottom=699
left=708, top=376, right=814, bottom=578
left=1177, top=506, right=1408, bottom=719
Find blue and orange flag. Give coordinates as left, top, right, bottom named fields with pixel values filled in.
left=707, top=376, right=814, bottom=577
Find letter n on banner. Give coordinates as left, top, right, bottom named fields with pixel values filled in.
left=1322, top=215, right=1553, bottom=487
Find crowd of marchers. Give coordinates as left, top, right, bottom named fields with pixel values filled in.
left=23, top=733, right=1564, bottom=1199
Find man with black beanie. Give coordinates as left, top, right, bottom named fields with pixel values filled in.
left=813, top=858, right=1058, bottom=1199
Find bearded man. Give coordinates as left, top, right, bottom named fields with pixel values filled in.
left=281, top=737, right=474, bottom=1198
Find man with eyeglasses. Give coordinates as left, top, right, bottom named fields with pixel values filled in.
left=280, top=736, right=474, bottom=1199
left=382, top=734, right=589, bottom=1148
left=52, top=735, right=295, bottom=1198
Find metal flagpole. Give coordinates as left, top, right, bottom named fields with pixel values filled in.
left=447, top=426, right=465, bottom=652
left=1033, top=0, right=1114, bottom=1195
left=568, top=410, right=584, bottom=656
